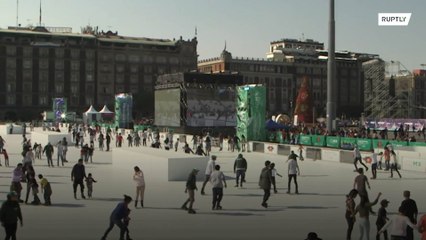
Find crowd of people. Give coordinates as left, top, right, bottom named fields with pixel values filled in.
left=0, top=124, right=425, bottom=240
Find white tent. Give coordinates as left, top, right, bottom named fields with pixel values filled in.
left=83, top=105, right=100, bottom=124
left=99, top=105, right=114, bottom=114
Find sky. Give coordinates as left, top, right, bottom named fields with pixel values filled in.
left=0, top=0, right=424, bottom=70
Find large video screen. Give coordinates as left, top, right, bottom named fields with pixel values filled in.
left=186, top=86, right=236, bottom=127
left=155, top=89, right=181, bottom=127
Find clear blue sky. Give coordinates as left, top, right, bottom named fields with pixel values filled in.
left=0, top=0, right=424, bottom=70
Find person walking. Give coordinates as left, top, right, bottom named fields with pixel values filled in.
left=85, top=173, right=97, bottom=198
left=353, top=192, right=382, bottom=240
left=101, top=195, right=132, bottom=240
left=378, top=206, right=418, bottom=240
left=106, top=133, right=111, bottom=151
left=369, top=152, right=383, bottom=179
left=354, top=144, right=368, bottom=172
left=98, top=132, right=105, bottom=151
left=0, top=135, right=5, bottom=153
left=210, top=165, right=227, bottom=210
left=181, top=169, right=199, bottom=214
left=287, top=156, right=300, bottom=194
left=376, top=199, right=390, bottom=240
left=390, top=154, right=402, bottom=179
left=43, top=142, right=54, bottom=167
left=233, top=154, right=247, bottom=188
left=2, top=149, right=9, bottom=167
left=354, top=168, right=371, bottom=201
left=57, top=140, right=65, bottom=167
left=38, top=174, right=52, bottom=206
left=71, top=159, right=87, bottom=199
left=259, top=161, right=272, bottom=208
left=133, top=166, right=145, bottom=208
left=400, top=191, right=418, bottom=240
left=270, top=163, right=282, bottom=193
left=201, top=155, right=217, bottom=195
left=345, top=189, right=358, bottom=240
left=62, top=137, right=68, bottom=162
left=11, top=164, right=24, bottom=203
left=0, top=191, right=23, bottom=240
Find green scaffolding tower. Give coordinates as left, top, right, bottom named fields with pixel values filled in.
left=236, top=85, right=266, bottom=141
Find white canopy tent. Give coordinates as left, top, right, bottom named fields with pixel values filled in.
left=83, top=105, right=101, bottom=124
left=99, top=105, right=114, bottom=120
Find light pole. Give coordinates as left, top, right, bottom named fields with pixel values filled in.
left=326, top=0, right=336, bottom=132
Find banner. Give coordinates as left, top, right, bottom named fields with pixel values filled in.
left=356, top=138, right=373, bottom=151
left=341, top=137, right=357, bottom=150
left=326, top=136, right=341, bottom=148
left=311, top=135, right=326, bottom=147
left=299, top=135, right=312, bottom=145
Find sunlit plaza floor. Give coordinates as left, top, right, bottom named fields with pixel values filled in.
left=0, top=128, right=425, bottom=240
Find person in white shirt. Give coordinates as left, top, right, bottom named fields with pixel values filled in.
left=201, top=155, right=217, bottom=195
left=209, top=165, right=227, bottom=210
left=354, top=144, right=368, bottom=172
left=379, top=206, right=417, bottom=239
left=133, top=166, right=145, bottom=208
left=287, top=158, right=300, bottom=194
left=270, top=163, right=282, bottom=193
left=368, top=151, right=382, bottom=180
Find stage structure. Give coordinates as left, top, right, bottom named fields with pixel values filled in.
left=155, top=72, right=243, bottom=134
left=52, top=98, right=67, bottom=122
left=236, top=85, right=266, bottom=141
left=115, top=93, right=133, bottom=129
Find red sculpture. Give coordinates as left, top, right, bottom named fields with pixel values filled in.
left=293, top=77, right=313, bottom=123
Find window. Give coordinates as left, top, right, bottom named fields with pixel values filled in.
left=143, top=55, right=153, bottom=63
left=39, top=83, right=48, bottom=93
left=23, top=70, right=32, bottom=81
left=86, top=50, right=94, bottom=59
left=101, top=53, right=112, bottom=62
left=6, top=95, right=16, bottom=105
left=101, top=64, right=112, bottom=72
left=55, top=60, right=64, bottom=70
left=23, top=95, right=32, bottom=106
left=23, top=83, right=32, bottom=93
left=144, top=75, right=152, bottom=84
left=6, top=58, right=16, bottom=68
left=39, top=59, right=49, bottom=69
left=6, top=46, right=16, bottom=56
left=71, top=49, right=80, bottom=58
left=55, top=71, right=64, bottom=82
left=156, top=56, right=166, bottom=64
left=116, top=74, right=125, bottom=83
left=39, top=48, right=49, bottom=57
left=71, top=72, right=79, bottom=82
left=55, top=84, right=64, bottom=94
left=22, top=47, right=33, bottom=58
left=86, top=73, right=94, bottom=82
left=115, top=54, right=126, bottom=62
left=130, top=65, right=138, bottom=73
left=86, top=62, right=94, bottom=71
left=144, top=66, right=152, bottom=73
left=129, top=55, right=139, bottom=63
left=130, top=74, right=138, bottom=84
left=169, top=57, right=179, bottom=65
left=71, top=96, right=79, bottom=106
left=55, top=49, right=64, bottom=58
left=39, top=96, right=48, bottom=105
left=39, top=71, right=48, bottom=82
left=6, top=83, right=15, bottom=93
left=85, top=97, right=93, bottom=105
left=6, top=71, right=16, bottom=81
left=116, top=64, right=125, bottom=73
left=71, top=84, right=79, bottom=94
left=86, top=85, right=94, bottom=94
left=23, top=59, right=32, bottom=69
left=71, top=61, right=80, bottom=71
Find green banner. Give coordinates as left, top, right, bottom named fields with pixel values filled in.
left=356, top=138, right=373, bottom=151
left=299, top=135, right=312, bottom=145
left=326, top=136, right=341, bottom=148
left=311, top=135, right=326, bottom=147
left=388, top=140, right=408, bottom=147
left=373, top=139, right=408, bottom=149
left=409, top=142, right=426, bottom=147
left=341, top=137, right=357, bottom=150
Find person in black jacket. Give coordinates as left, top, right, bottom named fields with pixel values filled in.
left=233, top=154, right=248, bottom=188
left=181, top=169, right=199, bottom=214
left=259, top=161, right=272, bottom=208
left=0, top=191, right=23, bottom=240
left=71, top=159, right=87, bottom=199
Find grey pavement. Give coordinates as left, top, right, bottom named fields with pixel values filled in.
left=0, top=128, right=425, bottom=240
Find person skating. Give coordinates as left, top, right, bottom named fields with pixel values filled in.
left=390, top=153, right=402, bottom=179
left=287, top=156, right=300, bottom=194
left=270, top=163, right=282, bottom=193
left=259, top=161, right=272, bottom=208
left=2, top=149, right=9, bottom=167
left=11, top=164, right=24, bottom=203
left=71, top=159, right=87, bottom=199
left=233, top=154, right=247, bottom=188
left=43, top=142, right=54, bottom=167
left=133, top=166, right=145, bottom=208
left=353, top=192, right=382, bottom=240
left=379, top=206, right=418, bottom=240
left=38, top=174, right=52, bottom=206
left=209, top=165, right=227, bottom=210
left=85, top=173, right=97, bottom=198
left=181, top=169, right=199, bottom=214
left=201, top=155, right=217, bottom=195
left=400, top=191, right=418, bottom=240
left=101, top=195, right=133, bottom=240
left=354, top=144, right=368, bottom=172
left=0, top=192, right=23, bottom=240
left=376, top=199, right=389, bottom=240
left=345, top=189, right=358, bottom=240
left=368, top=152, right=383, bottom=179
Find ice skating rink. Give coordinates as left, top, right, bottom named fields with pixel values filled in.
left=0, top=129, right=425, bottom=240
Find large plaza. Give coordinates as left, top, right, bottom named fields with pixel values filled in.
left=0, top=129, right=425, bottom=240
